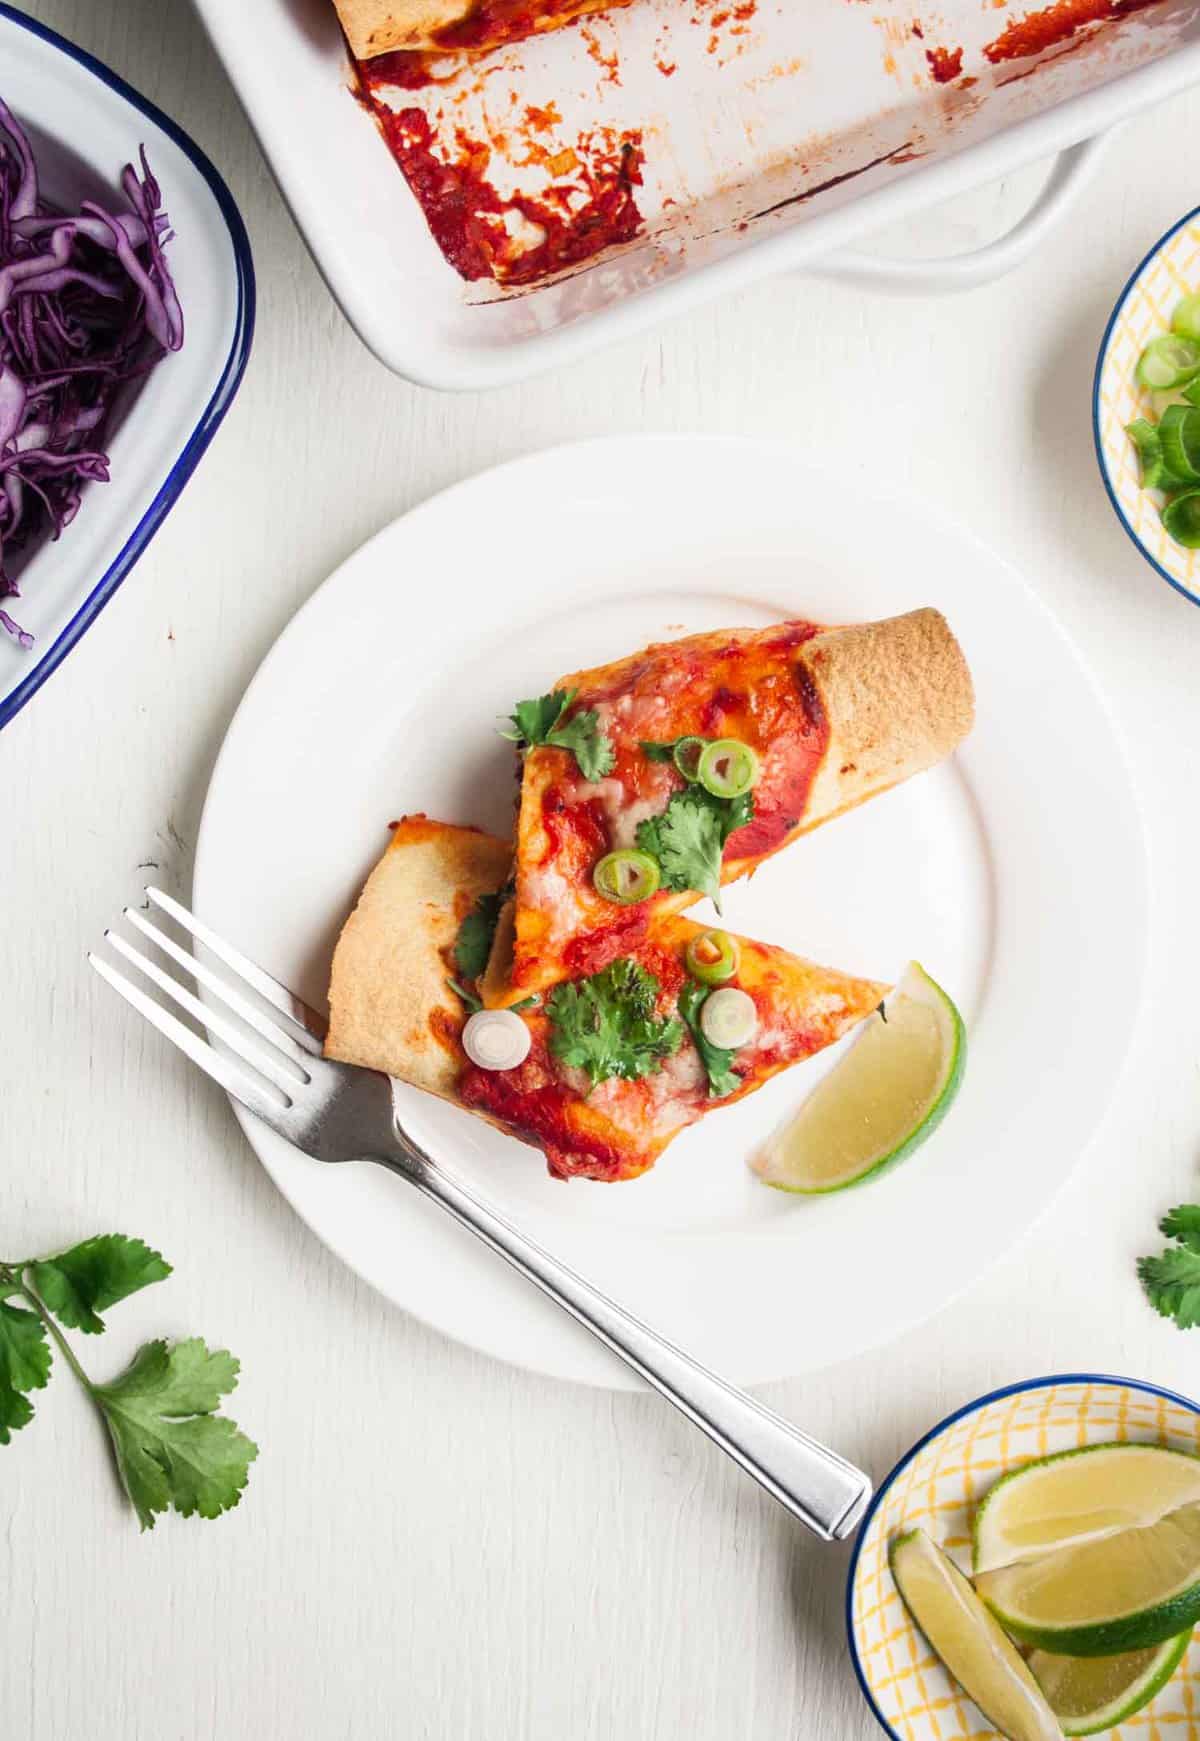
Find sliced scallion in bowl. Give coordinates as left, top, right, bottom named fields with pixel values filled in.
left=1125, top=293, right=1200, bottom=552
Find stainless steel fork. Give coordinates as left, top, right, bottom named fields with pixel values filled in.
left=90, top=887, right=873, bottom=1542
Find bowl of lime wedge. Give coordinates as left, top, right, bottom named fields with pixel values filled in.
left=849, top=1374, right=1200, bottom=1740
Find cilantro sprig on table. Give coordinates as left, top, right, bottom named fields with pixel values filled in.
left=1139, top=1206, right=1200, bottom=1329
left=636, top=788, right=753, bottom=914
left=547, top=958, right=682, bottom=1090
left=500, top=688, right=614, bottom=782
left=0, top=1234, right=256, bottom=1530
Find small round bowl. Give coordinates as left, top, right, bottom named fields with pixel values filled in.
left=847, top=1373, right=1200, bottom=1741
left=0, top=3, right=254, bottom=730
left=1094, top=205, right=1200, bottom=608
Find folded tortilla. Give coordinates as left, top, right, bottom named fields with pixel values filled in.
left=325, top=814, right=511, bottom=1098
left=334, top=0, right=627, bottom=58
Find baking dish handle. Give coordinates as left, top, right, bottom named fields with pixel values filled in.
left=817, top=130, right=1111, bottom=294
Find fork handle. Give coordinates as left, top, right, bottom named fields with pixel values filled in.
left=375, top=1142, right=872, bottom=1543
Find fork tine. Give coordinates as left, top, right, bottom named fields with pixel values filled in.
left=88, top=954, right=289, bottom=1120
left=122, top=906, right=321, bottom=1064
left=144, top=887, right=328, bottom=1046
left=104, top=930, right=309, bottom=1094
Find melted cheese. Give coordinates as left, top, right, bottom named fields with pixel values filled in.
left=519, top=858, right=580, bottom=947
left=576, top=777, right=670, bottom=850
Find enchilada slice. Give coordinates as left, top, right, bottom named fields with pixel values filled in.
left=325, top=815, right=885, bottom=1182
left=485, top=609, right=973, bottom=1007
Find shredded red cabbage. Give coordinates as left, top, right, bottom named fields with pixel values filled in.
left=0, top=97, right=183, bottom=647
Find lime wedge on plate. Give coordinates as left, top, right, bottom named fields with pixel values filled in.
left=753, top=961, right=964, bottom=1193
left=889, top=1529, right=1060, bottom=1741
left=974, top=1442, right=1200, bottom=1575
left=977, top=1501, right=1200, bottom=1655
left=1029, top=1630, right=1192, bottom=1735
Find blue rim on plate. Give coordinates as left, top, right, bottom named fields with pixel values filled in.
left=0, top=1, right=255, bottom=730
left=1092, top=202, right=1200, bottom=613
left=844, top=1370, right=1200, bottom=1741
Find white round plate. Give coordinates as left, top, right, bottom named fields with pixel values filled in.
left=194, top=436, right=1147, bottom=1390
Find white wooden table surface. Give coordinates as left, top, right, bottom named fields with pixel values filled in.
left=5, top=3, right=1200, bottom=1735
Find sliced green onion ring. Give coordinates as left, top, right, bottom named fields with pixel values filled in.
left=1127, top=418, right=1168, bottom=489
left=1140, top=335, right=1200, bottom=389
left=1136, top=334, right=1200, bottom=391
left=593, top=848, right=661, bottom=906
left=672, top=736, right=707, bottom=782
left=1164, top=490, right=1200, bottom=550
left=1172, top=293, right=1200, bottom=345
left=698, top=738, right=761, bottom=800
left=699, top=986, right=758, bottom=1049
left=462, top=1009, right=531, bottom=1071
left=1159, top=405, right=1200, bottom=483
left=685, top=930, right=740, bottom=986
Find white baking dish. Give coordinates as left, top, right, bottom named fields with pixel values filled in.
left=193, top=0, right=1199, bottom=390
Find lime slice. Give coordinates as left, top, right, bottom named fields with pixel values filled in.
left=752, top=961, right=964, bottom=1192
left=889, top=1530, right=1061, bottom=1741
left=1029, top=1630, right=1192, bottom=1735
left=977, top=1501, right=1200, bottom=1656
left=974, top=1442, right=1200, bottom=1575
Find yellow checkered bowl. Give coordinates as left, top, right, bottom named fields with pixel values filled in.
left=1095, top=206, right=1200, bottom=605
left=847, top=1374, right=1200, bottom=1739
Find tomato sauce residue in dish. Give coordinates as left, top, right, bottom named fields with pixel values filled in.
left=752, top=146, right=915, bottom=222
left=690, top=0, right=759, bottom=56
left=579, top=20, right=623, bottom=82
left=376, top=0, right=634, bottom=55
left=983, top=0, right=1161, bottom=60
left=365, top=91, right=645, bottom=284
left=926, top=43, right=964, bottom=79
left=359, top=48, right=441, bottom=90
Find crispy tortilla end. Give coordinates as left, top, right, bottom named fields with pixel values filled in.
left=325, top=814, right=511, bottom=1099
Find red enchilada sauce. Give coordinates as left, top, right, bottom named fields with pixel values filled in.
left=573, top=620, right=828, bottom=862
left=355, top=10, right=645, bottom=287
left=461, top=1050, right=632, bottom=1179
left=460, top=938, right=694, bottom=1181
left=363, top=99, right=644, bottom=284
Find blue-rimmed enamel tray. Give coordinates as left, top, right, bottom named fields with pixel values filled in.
left=0, top=3, right=254, bottom=729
